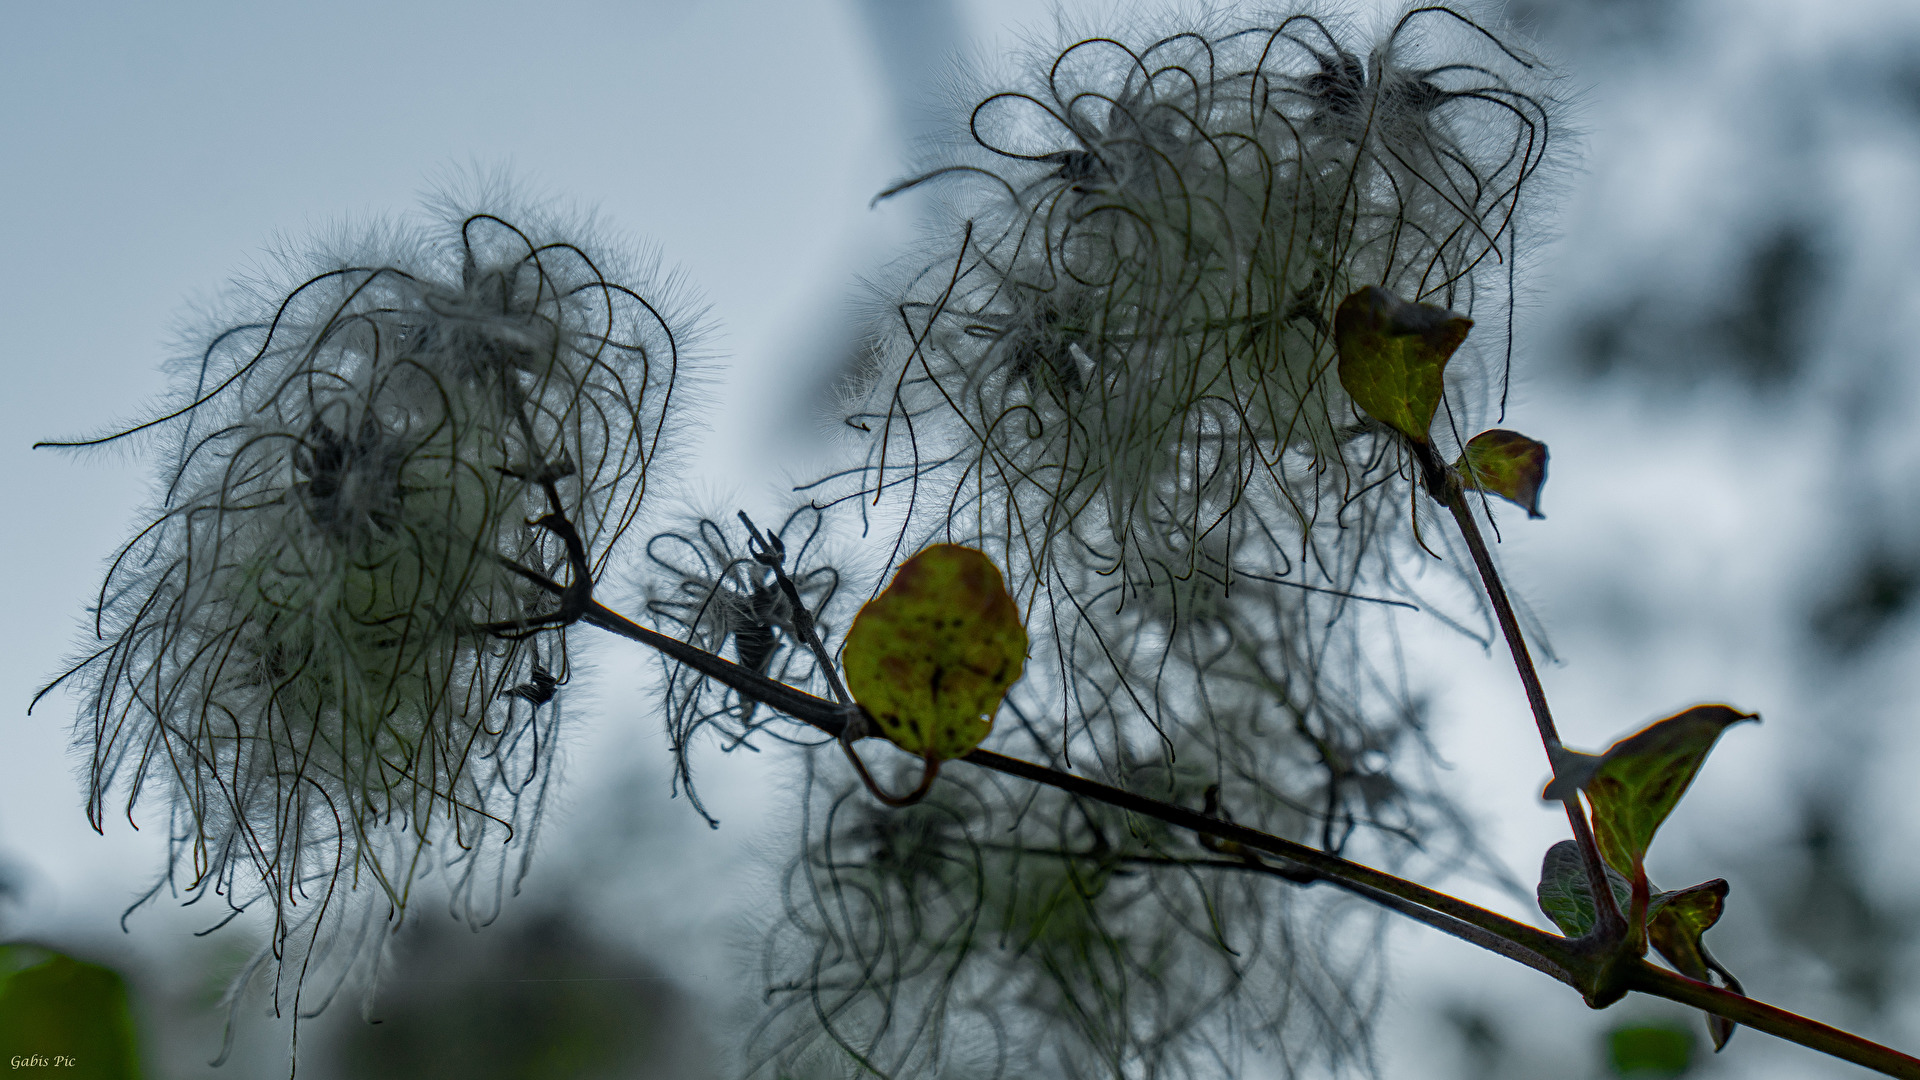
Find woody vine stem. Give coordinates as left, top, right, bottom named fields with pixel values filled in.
left=511, top=496, right=1920, bottom=1079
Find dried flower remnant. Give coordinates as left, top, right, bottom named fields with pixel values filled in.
left=42, top=206, right=690, bottom=1027
left=833, top=2, right=1560, bottom=811
left=834, top=3, right=1559, bottom=870
left=643, top=505, right=845, bottom=824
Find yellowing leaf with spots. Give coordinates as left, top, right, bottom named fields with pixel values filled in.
left=1333, top=286, right=1472, bottom=444
left=843, top=545, right=1027, bottom=760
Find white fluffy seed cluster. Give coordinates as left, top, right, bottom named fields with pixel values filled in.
left=791, top=15, right=1561, bottom=1070
left=858, top=7, right=1554, bottom=593
left=60, top=208, right=687, bottom=1011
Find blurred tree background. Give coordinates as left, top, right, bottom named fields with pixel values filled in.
left=4, top=0, right=1919, bottom=1076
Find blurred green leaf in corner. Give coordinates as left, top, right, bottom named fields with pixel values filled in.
left=0, top=943, right=142, bottom=1079
left=1606, top=1021, right=1696, bottom=1078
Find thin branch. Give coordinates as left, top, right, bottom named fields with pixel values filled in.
left=581, top=600, right=860, bottom=735
left=1411, top=439, right=1626, bottom=944
left=1411, top=447, right=1562, bottom=753
left=732, top=512, right=939, bottom=805
left=1629, top=963, right=1920, bottom=1079
left=1119, top=851, right=1571, bottom=985
left=535, top=580, right=1920, bottom=1077
left=958, top=744, right=1578, bottom=966
left=586, top=587, right=1575, bottom=961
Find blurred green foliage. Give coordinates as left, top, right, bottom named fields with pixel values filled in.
left=1607, top=1021, right=1695, bottom=1078
left=0, top=943, right=141, bottom=1079
left=329, top=912, right=707, bottom=1080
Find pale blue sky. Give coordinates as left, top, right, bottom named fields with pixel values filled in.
left=6, top=1, right=1920, bottom=1076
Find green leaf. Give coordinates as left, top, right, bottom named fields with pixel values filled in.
left=1534, top=845, right=1745, bottom=1051
left=1543, top=705, right=1757, bottom=877
left=0, top=944, right=142, bottom=1079
left=1606, top=1022, right=1696, bottom=1077
left=843, top=545, right=1028, bottom=761
left=1536, top=840, right=1632, bottom=938
left=1455, top=428, right=1549, bottom=518
left=1333, top=286, right=1473, bottom=443
left=1647, top=879, right=1743, bottom=1051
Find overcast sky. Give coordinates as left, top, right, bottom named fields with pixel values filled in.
left=6, top=1, right=1920, bottom=1077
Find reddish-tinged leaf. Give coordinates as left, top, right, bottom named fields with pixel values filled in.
left=1543, top=705, right=1758, bottom=878
left=1334, top=286, right=1472, bottom=444
left=1534, top=844, right=1744, bottom=1048
left=842, top=545, right=1028, bottom=761
left=1456, top=429, right=1549, bottom=518
left=1647, top=878, right=1743, bottom=1050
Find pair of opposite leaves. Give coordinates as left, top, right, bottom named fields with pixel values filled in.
left=1335, top=285, right=1756, bottom=906
left=1537, top=706, right=1756, bottom=1049
left=1334, top=285, right=1549, bottom=516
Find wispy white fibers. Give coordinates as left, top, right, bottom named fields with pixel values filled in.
left=767, top=7, right=1563, bottom=1076
left=43, top=200, right=694, bottom=1046
left=841, top=2, right=1563, bottom=795
left=855, top=3, right=1557, bottom=599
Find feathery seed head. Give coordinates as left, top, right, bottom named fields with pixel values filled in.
left=53, top=204, right=691, bottom=1018
left=787, top=10, right=1560, bottom=1073
left=858, top=4, right=1556, bottom=593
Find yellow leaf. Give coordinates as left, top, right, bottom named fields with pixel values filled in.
left=843, top=545, right=1027, bottom=760
left=1333, top=286, right=1472, bottom=444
